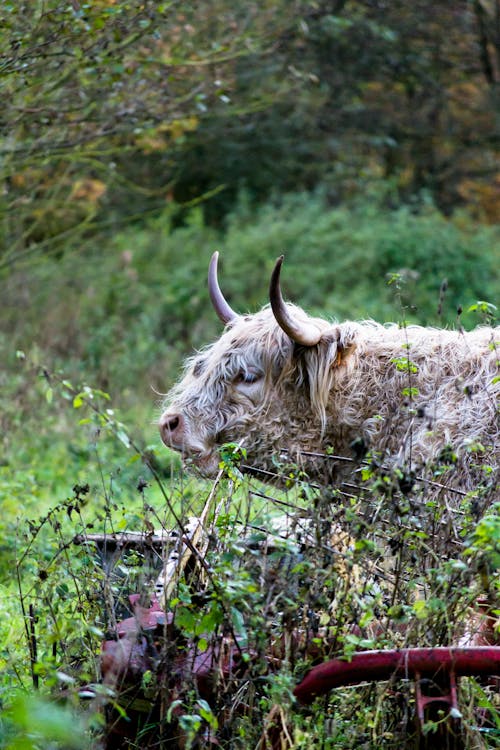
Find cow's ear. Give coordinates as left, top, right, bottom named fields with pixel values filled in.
left=300, top=328, right=356, bottom=424
left=312, top=328, right=356, bottom=369
left=295, top=327, right=355, bottom=378
left=328, top=329, right=356, bottom=368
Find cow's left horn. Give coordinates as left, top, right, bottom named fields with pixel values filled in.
left=208, top=252, right=237, bottom=324
left=269, top=256, right=322, bottom=346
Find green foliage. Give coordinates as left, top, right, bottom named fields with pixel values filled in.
left=2, top=192, right=498, bottom=425
left=213, top=191, right=499, bottom=324
left=2, top=693, right=89, bottom=750
left=468, top=301, right=498, bottom=326
left=466, top=503, right=500, bottom=576
left=2, top=0, right=500, bottom=271
left=1, top=2, right=499, bottom=745
left=0, top=357, right=499, bottom=747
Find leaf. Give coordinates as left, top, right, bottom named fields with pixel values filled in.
left=401, top=386, right=419, bottom=398
left=391, top=356, right=418, bottom=374
left=196, top=605, right=223, bottom=635
left=116, top=429, right=131, bottom=448
left=197, top=637, right=208, bottom=652
left=197, top=699, right=218, bottom=730
left=467, top=301, right=497, bottom=315
left=412, top=599, right=428, bottom=620
left=166, top=699, right=183, bottom=723
left=230, top=606, right=247, bottom=637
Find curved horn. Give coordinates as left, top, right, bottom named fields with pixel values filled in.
left=208, top=252, right=237, bottom=324
left=269, top=256, right=322, bottom=346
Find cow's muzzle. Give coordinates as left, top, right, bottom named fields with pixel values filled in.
left=159, top=411, right=185, bottom=449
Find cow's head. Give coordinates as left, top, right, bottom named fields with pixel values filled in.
left=159, top=254, right=355, bottom=478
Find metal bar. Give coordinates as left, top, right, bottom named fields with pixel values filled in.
left=294, top=647, right=500, bottom=704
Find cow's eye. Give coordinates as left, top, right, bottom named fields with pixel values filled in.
left=234, top=370, right=260, bottom=385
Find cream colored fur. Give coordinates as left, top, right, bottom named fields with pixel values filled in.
left=161, top=305, right=499, bottom=502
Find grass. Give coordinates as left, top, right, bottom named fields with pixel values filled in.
left=0, top=190, right=498, bottom=748
left=5, top=441, right=497, bottom=748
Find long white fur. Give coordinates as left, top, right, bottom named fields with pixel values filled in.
left=161, top=304, right=499, bottom=501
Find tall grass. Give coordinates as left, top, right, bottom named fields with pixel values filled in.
left=0, top=190, right=498, bottom=747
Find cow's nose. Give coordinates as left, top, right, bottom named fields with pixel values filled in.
left=159, top=412, right=184, bottom=445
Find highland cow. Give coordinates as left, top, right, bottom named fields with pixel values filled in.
left=160, top=254, right=499, bottom=504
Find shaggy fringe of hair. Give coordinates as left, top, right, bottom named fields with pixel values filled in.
left=162, top=305, right=499, bottom=495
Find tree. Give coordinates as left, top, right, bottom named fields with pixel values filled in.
left=0, top=1, right=298, bottom=265
left=1, top=0, right=499, bottom=272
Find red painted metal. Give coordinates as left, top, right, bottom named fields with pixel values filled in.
left=293, top=647, right=500, bottom=704
left=100, top=596, right=500, bottom=747
left=414, top=668, right=459, bottom=725
left=116, top=594, right=169, bottom=634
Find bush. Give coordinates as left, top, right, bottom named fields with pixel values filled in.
left=221, top=190, right=499, bottom=325
left=0, top=191, right=498, bottom=746
left=3, top=191, right=498, bottom=399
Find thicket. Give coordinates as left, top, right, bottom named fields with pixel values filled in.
left=3, top=191, right=499, bottom=395
left=1, top=191, right=499, bottom=747
left=1, top=366, right=499, bottom=749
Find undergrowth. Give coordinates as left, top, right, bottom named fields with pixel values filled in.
left=1, top=363, right=499, bottom=749
left=1, top=192, right=499, bottom=748
left=2, top=191, right=499, bottom=400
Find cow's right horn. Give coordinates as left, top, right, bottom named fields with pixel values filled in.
left=208, top=252, right=237, bottom=324
left=270, top=255, right=322, bottom=346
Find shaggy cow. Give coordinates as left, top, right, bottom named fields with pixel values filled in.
left=160, top=253, right=499, bottom=503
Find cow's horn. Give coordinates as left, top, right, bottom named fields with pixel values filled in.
left=269, top=256, right=322, bottom=346
left=208, top=252, right=237, bottom=324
